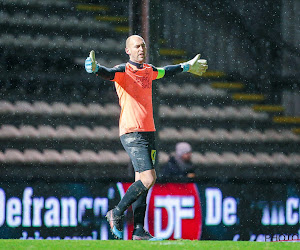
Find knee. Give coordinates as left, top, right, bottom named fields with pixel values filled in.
left=141, top=174, right=156, bottom=189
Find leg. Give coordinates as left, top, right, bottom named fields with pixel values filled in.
left=137, top=169, right=157, bottom=189
left=130, top=140, right=156, bottom=230
left=132, top=170, right=155, bottom=228
left=112, top=170, right=156, bottom=219
left=131, top=170, right=163, bottom=240
left=106, top=179, right=148, bottom=239
left=106, top=132, right=156, bottom=239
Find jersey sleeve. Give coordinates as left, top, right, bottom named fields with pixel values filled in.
left=96, top=63, right=126, bottom=81
left=152, top=64, right=183, bottom=80
left=151, top=65, right=161, bottom=80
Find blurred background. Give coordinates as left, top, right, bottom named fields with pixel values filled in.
left=0, top=0, right=299, bottom=182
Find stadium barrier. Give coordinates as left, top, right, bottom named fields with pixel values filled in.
left=0, top=180, right=300, bottom=241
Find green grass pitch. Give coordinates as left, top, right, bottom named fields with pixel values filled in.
left=0, top=240, right=299, bottom=250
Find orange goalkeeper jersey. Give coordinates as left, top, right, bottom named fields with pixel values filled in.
left=96, top=61, right=182, bottom=136
left=112, top=63, right=159, bottom=136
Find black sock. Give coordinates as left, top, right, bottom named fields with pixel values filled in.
left=132, top=189, right=148, bottom=228
left=114, top=180, right=148, bottom=216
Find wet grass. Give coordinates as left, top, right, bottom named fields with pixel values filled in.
left=0, top=239, right=299, bottom=250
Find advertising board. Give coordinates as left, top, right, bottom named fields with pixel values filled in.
left=0, top=181, right=299, bottom=241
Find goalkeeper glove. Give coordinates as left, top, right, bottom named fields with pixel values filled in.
left=85, top=50, right=99, bottom=73
left=181, top=54, right=208, bottom=76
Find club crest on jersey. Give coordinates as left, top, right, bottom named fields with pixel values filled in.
left=135, top=75, right=151, bottom=88
left=151, top=150, right=156, bottom=165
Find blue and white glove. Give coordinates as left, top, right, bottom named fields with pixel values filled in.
left=85, top=50, right=99, bottom=73
left=181, top=54, right=208, bottom=76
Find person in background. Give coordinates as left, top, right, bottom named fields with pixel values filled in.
left=161, top=142, right=195, bottom=179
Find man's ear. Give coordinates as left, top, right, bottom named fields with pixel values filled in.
left=125, top=47, right=130, bottom=55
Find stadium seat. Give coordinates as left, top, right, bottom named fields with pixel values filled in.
left=289, top=153, right=300, bottom=165
left=51, top=102, right=70, bottom=115
left=204, top=152, right=224, bottom=165
left=3, top=149, right=24, bottom=163
left=222, top=152, right=242, bottom=165
left=79, top=150, right=100, bottom=163
left=192, top=153, right=207, bottom=165
left=42, top=149, right=62, bottom=163
left=19, top=125, right=38, bottom=138
left=56, top=126, right=76, bottom=138
left=23, top=149, right=43, bottom=162
left=196, top=128, right=217, bottom=140
left=255, top=153, right=274, bottom=165
left=159, top=83, right=227, bottom=98
left=272, top=153, right=290, bottom=165
left=180, top=128, right=198, bottom=140
left=14, top=101, right=34, bottom=113
left=92, top=126, right=113, bottom=140
left=106, top=127, right=119, bottom=139
left=32, top=101, right=53, bottom=114
left=37, top=125, right=57, bottom=138
left=0, top=101, right=14, bottom=113
left=0, top=125, right=20, bottom=138
left=61, top=150, right=81, bottom=163
left=69, top=103, right=89, bottom=116
left=159, top=128, right=182, bottom=140
left=0, top=148, right=299, bottom=166
left=74, top=126, right=94, bottom=139
left=98, top=151, right=118, bottom=164
left=115, top=151, right=130, bottom=164
left=238, top=153, right=260, bottom=165
left=87, top=103, right=106, bottom=116
left=103, top=104, right=120, bottom=116
left=214, top=129, right=232, bottom=141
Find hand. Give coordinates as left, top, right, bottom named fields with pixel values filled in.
left=181, top=54, right=208, bottom=76
left=85, top=50, right=99, bottom=73
left=187, top=173, right=196, bottom=178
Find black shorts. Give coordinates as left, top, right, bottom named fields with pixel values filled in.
left=120, top=132, right=156, bottom=173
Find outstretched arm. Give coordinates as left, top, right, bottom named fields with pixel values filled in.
left=155, top=54, right=208, bottom=79
left=154, top=65, right=183, bottom=79
left=85, top=50, right=124, bottom=80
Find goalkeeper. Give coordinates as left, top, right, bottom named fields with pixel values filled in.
left=85, top=35, right=207, bottom=240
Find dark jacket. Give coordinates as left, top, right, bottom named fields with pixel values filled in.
left=160, top=155, right=195, bottom=178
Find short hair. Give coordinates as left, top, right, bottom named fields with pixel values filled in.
left=126, top=35, right=145, bottom=48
